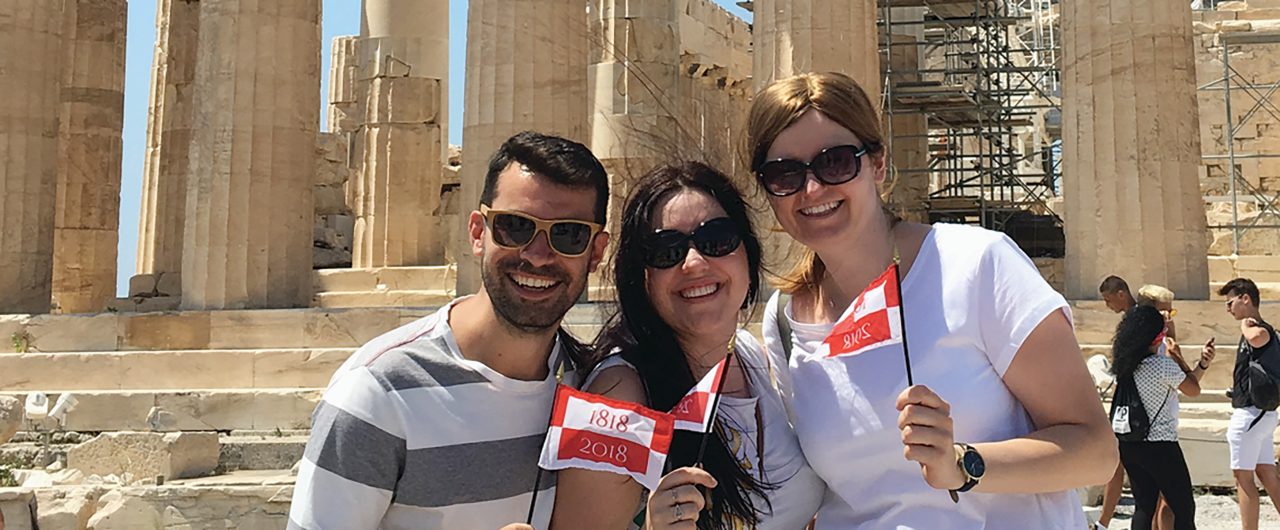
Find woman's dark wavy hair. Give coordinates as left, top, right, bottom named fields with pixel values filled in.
left=594, top=161, right=768, bottom=529
left=1110, top=305, right=1167, bottom=379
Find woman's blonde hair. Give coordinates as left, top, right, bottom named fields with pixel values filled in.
left=744, top=72, right=887, bottom=294
left=1137, top=284, right=1175, bottom=305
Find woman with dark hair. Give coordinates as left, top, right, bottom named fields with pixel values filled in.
left=1110, top=305, right=1209, bottom=530
left=549, top=161, right=823, bottom=529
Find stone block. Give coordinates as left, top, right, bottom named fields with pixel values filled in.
left=127, top=272, right=181, bottom=300
left=0, top=396, right=22, bottom=445
left=36, top=487, right=104, bottom=530
left=23, top=313, right=121, bottom=353
left=0, top=490, right=37, bottom=530
left=315, top=186, right=349, bottom=216
left=0, top=315, right=31, bottom=353
left=86, top=490, right=162, bottom=530
left=68, top=432, right=219, bottom=481
left=313, top=246, right=352, bottom=269
left=121, top=312, right=211, bottom=351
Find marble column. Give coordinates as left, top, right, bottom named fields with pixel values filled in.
left=1061, top=0, right=1208, bottom=298
left=361, top=0, right=450, bottom=164
left=137, top=0, right=199, bottom=293
left=53, top=0, right=127, bottom=314
left=0, top=1, right=64, bottom=313
left=181, top=0, right=321, bottom=309
left=752, top=0, right=881, bottom=98
left=456, top=0, right=590, bottom=294
left=885, top=33, right=929, bottom=223
left=354, top=77, right=445, bottom=267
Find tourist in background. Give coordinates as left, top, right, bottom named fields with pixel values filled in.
left=1102, top=276, right=1138, bottom=315
left=290, top=132, right=611, bottom=530
left=1139, top=284, right=1180, bottom=341
left=1219, top=278, right=1280, bottom=530
left=550, top=162, right=824, bottom=530
left=749, top=71, right=1116, bottom=529
left=1110, top=305, right=1212, bottom=530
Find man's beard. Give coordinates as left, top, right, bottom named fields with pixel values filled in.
left=481, top=254, right=584, bottom=334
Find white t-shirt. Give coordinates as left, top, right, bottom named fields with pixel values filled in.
left=1129, top=354, right=1184, bottom=442
left=762, top=223, right=1086, bottom=530
left=586, top=330, right=825, bottom=530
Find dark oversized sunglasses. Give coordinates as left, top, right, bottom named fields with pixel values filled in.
left=643, top=217, right=742, bottom=269
left=480, top=205, right=603, bottom=257
left=756, top=143, right=881, bottom=197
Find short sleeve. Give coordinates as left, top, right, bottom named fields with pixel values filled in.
left=976, top=233, right=1072, bottom=376
left=1154, top=355, right=1188, bottom=389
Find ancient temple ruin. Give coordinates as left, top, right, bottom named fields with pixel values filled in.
left=1, top=0, right=1280, bottom=526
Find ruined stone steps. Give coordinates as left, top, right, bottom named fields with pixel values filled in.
left=0, top=389, right=321, bottom=432
left=1209, top=255, right=1280, bottom=283
left=313, top=289, right=453, bottom=309
left=312, top=266, right=454, bottom=293
left=0, top=348, right=356, bottom=391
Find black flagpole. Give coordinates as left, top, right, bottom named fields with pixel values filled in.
left=893, top=249, right=914, bottom=386
left=526, top=381, right=563, bottom=525
left=694, top=334, right=736, bottom=465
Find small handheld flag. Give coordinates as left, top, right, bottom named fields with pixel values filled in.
left=824, top=263, right=904, bottom=358
left=537, top=384, right=675, bottom=491
left=671, top=356, right=729, bottom=432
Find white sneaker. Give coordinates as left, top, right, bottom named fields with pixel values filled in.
left=1093, top=524, right=1107, bottom=530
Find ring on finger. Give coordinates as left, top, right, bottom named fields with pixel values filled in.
left=674, top=503, right=684, bottom=520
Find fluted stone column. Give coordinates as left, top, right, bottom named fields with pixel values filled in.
left=354, top=77, right=445, bottom=267
left=1061, top=0, right=1208, bottom=298
left=328, top=36, right=362, bottom=135
left=752, top=0, right=881, bottom=98
left=53, top=0, right=127, bottom=314
left=361, top=0, right=449, bottom=164
left=137, top=0, right=199, bottom=292
left=589, top=0, right=680, bottom=225
left=0, top=1, right=64, bottom=313
left=181, top=0, right=321, bottom=309
left=456, top=0, right=590, bottom=294
left=885, top=34, right=928, bottom=223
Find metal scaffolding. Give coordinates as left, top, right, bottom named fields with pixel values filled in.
left=1198, top=30, right=1280, bottom=255
left=880, top=0, right=1063, bottom=242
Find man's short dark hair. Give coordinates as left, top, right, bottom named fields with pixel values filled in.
left=1219, top=277, right=1261, bottom=305
left=479, top=131, right=609, bottom=224
left=1099, top=275, right=1130, bottom=295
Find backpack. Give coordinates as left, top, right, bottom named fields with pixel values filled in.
left=1244, top=344, right=1280, bottom=413
left=1110, top=374, right=1170, bottom=442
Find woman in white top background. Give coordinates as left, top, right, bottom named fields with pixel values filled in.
left=748, top=71, right=1118, bottom=529
left=549, top=162, right=824, bottom=530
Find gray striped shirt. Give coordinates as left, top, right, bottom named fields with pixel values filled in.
left=288, top=301, right=573, bottom=529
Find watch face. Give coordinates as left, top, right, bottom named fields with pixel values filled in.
left=962, top=450, right=985, bottom=478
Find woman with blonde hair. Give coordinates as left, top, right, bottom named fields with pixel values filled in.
left=749, top=72, right=1117, bottom=528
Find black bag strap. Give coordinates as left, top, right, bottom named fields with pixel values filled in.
left=776, top=293, right=793, bottom=361
left=1248, top=411, right=1268, bottom=431
left=1146, top=386, right=1173, bottom=440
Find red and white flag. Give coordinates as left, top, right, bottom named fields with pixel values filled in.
left=823, top=263, right=904, bottom=358
left=538, top=384, right=675, bottom=491
left=671, top=357, right=729, bottom=432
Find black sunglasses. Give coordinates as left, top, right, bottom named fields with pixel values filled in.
left=480, top=205, right=603, bottom=257
left=643, top=217, right=742, bottom=269
left=756, top=143, right=881, bottom=197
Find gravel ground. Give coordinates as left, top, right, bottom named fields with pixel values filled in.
left=1102, top=494, right=1280, bottom=529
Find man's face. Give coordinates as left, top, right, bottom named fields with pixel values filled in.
left=468, top=162, right=609, bottom=334
left=1102, top=291, right=1129, bottom=313
left=1226, top=291, right=1251, bottom=320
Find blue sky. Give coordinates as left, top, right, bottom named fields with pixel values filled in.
left=115, top=1, right=751, bottom=296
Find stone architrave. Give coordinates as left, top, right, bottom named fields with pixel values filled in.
left=361, top=0, right=450, bottom=163
left=1061, top=0, right=1209, bottom=298
left=0, top=1, right=64, bottom=314
left=354, top=77, right=446, bottom=267
left=53, top=0, right=127, bottom=314
left=181, top=0, right=321, bottom=310
left=137, top=0, right=200, bottom=292
left=752, top=0, right=881, bottom=98
left=456, top=0, right=591, bottom=294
